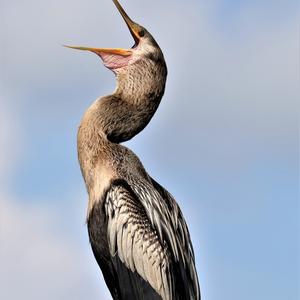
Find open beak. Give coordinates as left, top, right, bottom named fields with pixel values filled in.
left=63, top=45, right=132, bottom=57
left=64, top=0, right=140, bottom=57
left=112, top=0, right=140, bottom=44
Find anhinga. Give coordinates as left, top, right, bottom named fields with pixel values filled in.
left=66, top=0, right=200, bottom=299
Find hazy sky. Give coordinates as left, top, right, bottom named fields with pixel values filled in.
left=1, top=0, right=298, bottom=299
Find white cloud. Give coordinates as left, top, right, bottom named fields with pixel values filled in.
left=0, top=92, right=23, bottom=185
left=0, top=193, right=112, bottom=300
left=0, top=87, right=110, bottom=300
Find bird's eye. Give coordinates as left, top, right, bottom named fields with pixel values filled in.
left=139, top=29, right=145, bottom=37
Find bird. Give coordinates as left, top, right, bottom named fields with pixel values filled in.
left=65, top=0, right=200, bottom=299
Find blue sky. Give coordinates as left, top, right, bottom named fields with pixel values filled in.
left=1, top=0, right=298, bottom=299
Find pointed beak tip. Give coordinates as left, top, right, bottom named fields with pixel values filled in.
left=63, top=45, right=91, bottom=51
left=112, top=0, right=140, bottom=43
left=63, top=44, right=76, bottom=50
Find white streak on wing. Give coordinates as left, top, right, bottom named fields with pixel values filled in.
left=155, top=258, right=163, bottom=293
left=147, top=240, right=160, bottom=295
left=116, top=216, right=125, bottom=262
left=122, top=222, right=128, bottom=263
left=133, top=231, right=145, bottom=279
left=142, top=238, right=151, bottom=284
left=107, top=202, right=117, bottom=256
left=105, top=185, right=172, bottom=300
left=126, top=223, right=135, bottom=272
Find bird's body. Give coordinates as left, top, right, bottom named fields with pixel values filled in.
left=68, top=0, right=200, bottom=299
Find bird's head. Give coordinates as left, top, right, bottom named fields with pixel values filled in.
left=65, top=0, right=164, bottom=73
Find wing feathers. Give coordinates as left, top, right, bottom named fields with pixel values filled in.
left=149, top=177, right=200, bottom=300
left=104, top=179, right=199, bottom=300
left=105, top=183, right=172, bottom=299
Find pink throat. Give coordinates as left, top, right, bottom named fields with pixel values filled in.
left=98, top=52, right=133, bottom=71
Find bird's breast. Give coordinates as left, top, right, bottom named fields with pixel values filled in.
left=81, top=142, right=149, bottom=218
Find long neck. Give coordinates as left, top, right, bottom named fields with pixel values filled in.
left=86, top=58, right=167, bottom=144
left=77, top=57, right=167, bottom=186
left=115, top=57, right=167, bottom=105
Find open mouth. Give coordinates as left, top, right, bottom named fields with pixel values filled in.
left=64, top=0, right=142, bottom=69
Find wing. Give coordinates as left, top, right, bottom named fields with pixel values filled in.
left=104, top=180, right=173, bottom=300
left=128, top=176, right=200, bottom=300
left=149, top=177, right=200, bottom=300
left=104, top=178, right=200, bottom=300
